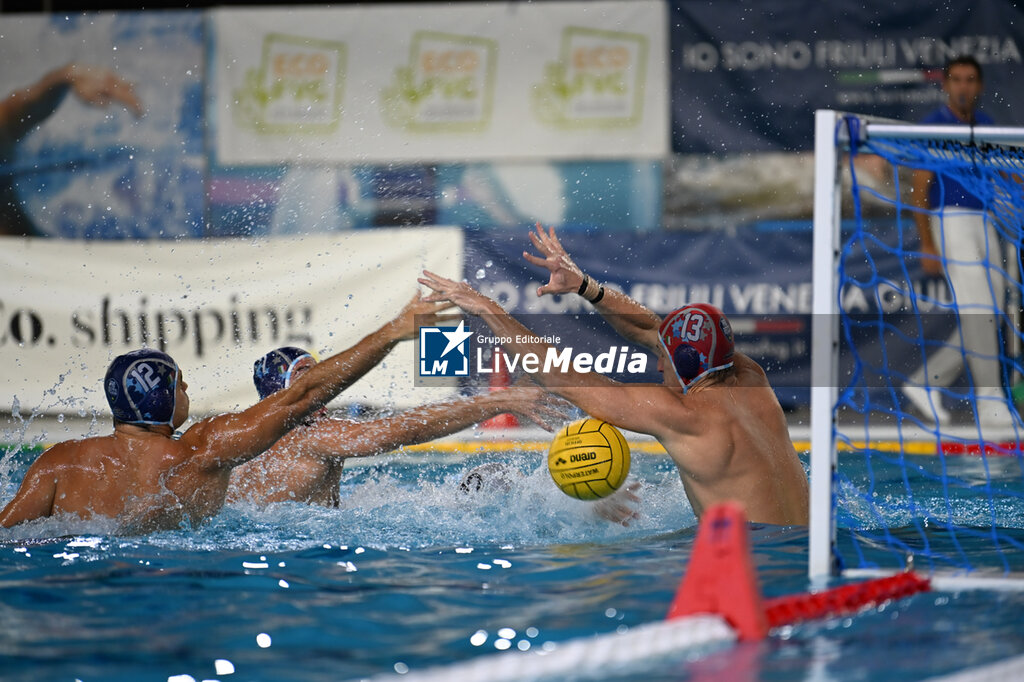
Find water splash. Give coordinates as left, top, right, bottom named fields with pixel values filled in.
left=1, top=451, right=695, bottom=552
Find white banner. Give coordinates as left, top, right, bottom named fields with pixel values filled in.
left=0, top=229, right=463, bottom=419
left=212, top=1, right=668, bottom=164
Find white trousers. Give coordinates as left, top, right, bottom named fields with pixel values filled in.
left=909, top=210, right=1008, bottom=394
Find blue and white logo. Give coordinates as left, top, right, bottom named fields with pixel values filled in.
left=419, top=320, right=472, bottom=377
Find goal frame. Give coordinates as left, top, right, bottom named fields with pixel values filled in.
left=809, top=109, right=1024, bottom=580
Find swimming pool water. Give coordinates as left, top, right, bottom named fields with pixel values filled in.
left=2, top=446, right=1024, bottom=681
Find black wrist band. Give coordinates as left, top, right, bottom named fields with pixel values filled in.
left=577, top=275, right=589, bottom=296
left=578, top=275, right=602, bottom=302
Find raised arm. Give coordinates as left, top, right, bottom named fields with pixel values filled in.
left=0, top=64, right=143, bottom=147
left=418, top=271, right=686, bottom=439
left=523, top=224, right=662, bottom=351
left=181, top=294, right=449, bottom=470
left=293, top=385, right=571, bottom=460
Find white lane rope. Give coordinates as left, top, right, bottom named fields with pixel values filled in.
left=924, top=653, right=1024, bottom=682
left=362, top=614, right=736, bottom=682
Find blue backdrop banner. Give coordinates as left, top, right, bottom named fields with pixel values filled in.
left=464, top=225, right=963, bottom=408
left=670, top=0, right=1024, bottom=152
left=464, top=227, right=814, bottom=405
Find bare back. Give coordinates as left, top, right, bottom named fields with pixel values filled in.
left=227, top=425, right=345, bottom=507
left=0, top=294, right=441, bottom=533
left=2, top=429, right=235, bottom=533
left=656, top=354, right=808, bottom=525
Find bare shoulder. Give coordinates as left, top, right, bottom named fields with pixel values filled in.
left=176, top=416, right=220, bottom=450
left=181, top=390, right=296, bottom=449
left=174, top=404, right=296, bottom=471
left=34, top=436, right=108, bottom=466
left=732, top=352, right=769, bottom=383
left=15, top=436, right=116, bottom=485
left=26, top=442, right=73, bottom=472
left=180, top=406, right=266, bottom=440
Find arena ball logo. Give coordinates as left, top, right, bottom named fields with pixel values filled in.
left=569, top=451, right=597, bottom=463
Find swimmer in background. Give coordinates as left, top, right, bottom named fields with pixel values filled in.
left=457, top=461, right=641, bottom=526
left=0, top=295, right=446, bottom=534
left=419, top=224, right=809, bottom=526
left=0, top=64, right=144, bottom=236
left=227, top=347, right=571, bottom=507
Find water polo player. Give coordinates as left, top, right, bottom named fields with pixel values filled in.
left=418, top=224, right=808, bottom=526
left=228, top=347, right=570, bottom=507
left=0, top=294, right=449, bottom=533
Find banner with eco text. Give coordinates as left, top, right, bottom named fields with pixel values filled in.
left=211, top=1, right=669, bottom=164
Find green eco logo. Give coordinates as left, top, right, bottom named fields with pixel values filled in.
left=381, top=31, right=497, bottom=133
left=233, top=33, right=347, bottom=135
left=533, top=27, right=648, bottom=129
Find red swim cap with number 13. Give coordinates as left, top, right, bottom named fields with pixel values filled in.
left=658, top=303, right=734, bottom=392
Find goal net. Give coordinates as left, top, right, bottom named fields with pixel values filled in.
left=809, top=110, right=1024, bottom=579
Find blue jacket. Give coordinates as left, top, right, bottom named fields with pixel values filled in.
left=921, top=105, right=995, bottom=210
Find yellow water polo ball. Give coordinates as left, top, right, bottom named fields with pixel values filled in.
left=548, top=418, right=631, bottom=500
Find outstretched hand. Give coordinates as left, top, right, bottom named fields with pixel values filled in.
left=523, top=223, right=586, bottom=298
left=389, top=291, right=456, bottom=341
left=592, top=481, right=642, bottom=527
left=66, top=64, right=144, bottom=118
left=503, top=379, right=575, bottom=432
left=418, top=270, right=495, bottom=316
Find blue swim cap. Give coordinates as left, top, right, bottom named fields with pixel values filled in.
left=253, top=347, right=315, bottom=400
left=104, top=349, right=179, bottom=426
